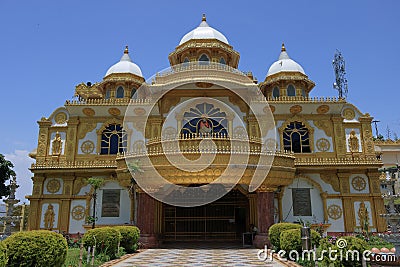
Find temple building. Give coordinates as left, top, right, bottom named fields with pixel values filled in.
left=28, top=15, right=386, bottom=247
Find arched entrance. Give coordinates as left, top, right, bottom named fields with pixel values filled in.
left=162, top=189, right=249, bottom=241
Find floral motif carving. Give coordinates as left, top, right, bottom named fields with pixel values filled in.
left=351, top=176, right=366, bottom=191
left=316, top=138, right=330, bottom=152
left=78, top=123, right=97, bottom=139
left=108, top=108, right=121, bottom=116
left=328, top=204, right=342, bottom=220
left=320, top=173, right=340, bottom=192
left=81, top=140, right=95, bottom=154
left=313, top=120, right=333, bottom=137
left=317, top=105, right=329, bottom=114
left=289, top=105, right=302, bottom=114
left=82, top=108, right=95, bottom=117
left=55, top=112, right=67, bottom=124
left=71, top=205, right=85, bottom=221
left=343, top=108, right=355, bottom=120
left=47, top=179, right=61, bottom=193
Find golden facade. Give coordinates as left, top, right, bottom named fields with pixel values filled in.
left=28, top=15, right=385, bottom=247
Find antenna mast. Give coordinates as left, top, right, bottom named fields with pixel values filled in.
left=332, top=50, right=348, bottom=99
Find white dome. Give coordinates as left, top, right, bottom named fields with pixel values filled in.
left=267, top=44, right=305, bottom=76
left=179, top=14, right=229, bottom=45
left=105, top=46, right=143, bottom=77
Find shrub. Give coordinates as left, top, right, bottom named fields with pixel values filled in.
left=0, top=241, right=7, bottom=267
left=317, top=236, right=368, bottom=267
left=280, top=228, right=321, bottom=253
left=82, top=227, right=121, bottom=259
left=4, top=230, right=67, bottom=267
left=268, top=223, right=302, bottom=250
left=114, top=226, right=140, bottom=253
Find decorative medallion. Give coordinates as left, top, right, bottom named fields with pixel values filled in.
left=55, top=112, right=67, bottom=124
left=316, top=138, right=330, bottom=152
left=81, top=140, right=95, bottom=154
left=265, top=138, right=278, bottom=151
left=134, top=107, right=146, bottom=116
left=71, top=205, right=85, bottom=221
left=317, top=105, right=329, bottom=114
left=195, top=82, right=213, bottom=88
left=82, top=108, right=95, bottom=117
left=343, top=108, right=355, bottom=120
left=351, top=176, right=367, bottom=191
left=46, top=179, right=61, bottom=194
left=328, top=204, right=342, bottom=220
left=289, top=105, right=302, bottom=114
left=265, top=105, right=275, bottom=113
left=108, top=108, right=121, bottom=116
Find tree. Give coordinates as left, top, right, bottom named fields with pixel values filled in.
left=0, top=154, right=16, bottom=198
left=87, top=178, right=104, bottom=229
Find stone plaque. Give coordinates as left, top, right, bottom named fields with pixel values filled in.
left=101, top=189, right=120, bottom=217
left=292, top=188, right=312, bottom=216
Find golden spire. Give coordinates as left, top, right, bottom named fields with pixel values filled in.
left=202, top=13, right=206, bottom=22
left=124, top=45, right=129, bottom=54
left=281, top=42, right=286, bottom=52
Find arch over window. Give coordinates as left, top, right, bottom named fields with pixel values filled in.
left=287, top=85, right=296, bottom=96
left=219, top=57, right=226, bottom=65
left=283, top=121, right=311, bottom=153
left=105, top=89, right=111, bottom=99
left=273, top=87, right=280, bottom=98
left=116, top=86, right=124, bottom=98
left=199, top=54, right=210, bottom=65
left=100, top=124, right=127, bottom=154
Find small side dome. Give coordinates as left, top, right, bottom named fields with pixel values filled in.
left=179, top=14, right=229, bottom=45
left=267, top=43, right=305, bottom=76
left=105, top=46, right=143, bottom=77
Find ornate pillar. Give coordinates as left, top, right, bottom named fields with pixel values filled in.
left=332, top=116, right=346, bottom=157
left=59, top=199, right=71, bottom=233
left=36, top=119, right=52, bottom=159
left=66, top=117, right=79, bottom=161
left=253, top=187, right=275, bottom=248
left=359, top=116, right=375, bottom=156
left=320, top=192, right=328, bottom=223
left=136, top=189, right=158, bottom=248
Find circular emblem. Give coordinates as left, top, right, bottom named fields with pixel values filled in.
left=81, top=140, right=95, bottom=154
left=82, top=108, right=95, bottom=117
left=317, top=105, right=329, bottom=114
left=352, top=176, right=367, bottom=191
left=55, top=112, right=67, bottom=124
left=328, top=204, right=343, bottom=220
left=46, top=179, right=61, bottom=194
left=108, top=108, right=121, bottom=116
left=343, top=108, right=355, bottom=120
left=71, top=205, right=85, bottom=221
left=316, top=138, right=330, bottom=152
left=290, top=105, right=302, bottom=114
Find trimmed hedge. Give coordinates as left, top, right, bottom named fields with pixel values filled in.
left=0, top=241, right=7, bottom=267
left=268, top=223, right=302, bottom=250
left=114, top=226, right=140, bottom=253
left=4, top=230, right=67, bottom=267
left=280, top=228, right=321, bottom=252
left=82, top=227, right=121, bottom=259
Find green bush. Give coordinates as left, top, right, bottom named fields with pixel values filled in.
left=0, top=241, right=7, bottom=267
left=268, top=223, right=302, bottom=250
left=317, top=236, right=368, bottom=267
left=4, top=230, right=67, bottom=267
left=280, top=228, right=321, bottom=253
left=114, top=226, right=140, bottom=253
left=82, top=227, right=121, bottom=259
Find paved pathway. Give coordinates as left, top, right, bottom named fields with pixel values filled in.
left=112, top=248, right=286, bottom=267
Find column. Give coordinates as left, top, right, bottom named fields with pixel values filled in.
left=253, top=188, right=275, bottom=248
left=136, top=190, right=158, bottom=248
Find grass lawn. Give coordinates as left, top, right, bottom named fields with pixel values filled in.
left=63, top=248, right=108, bottom=267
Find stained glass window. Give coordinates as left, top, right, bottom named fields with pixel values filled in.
left=100, top=124, right=127, bottom=154
left=283, top=121, right=311, bottom=153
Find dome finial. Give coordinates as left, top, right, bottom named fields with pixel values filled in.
left=124, top=45, right=129, bottom=54
left=202, top=13, right=206, bottom=22
left=281, top=42, right=286, bottom=52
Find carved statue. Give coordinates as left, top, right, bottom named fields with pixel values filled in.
left=348, top=130, right=359, bottom=152
left=44, top=204, right=55, bottom=230
left=357, top=201, right=369, bottom=233
left=51, top=132, right=63, bottom=155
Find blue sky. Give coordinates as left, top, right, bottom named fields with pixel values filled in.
left=0, top=0, right=399, bottom=199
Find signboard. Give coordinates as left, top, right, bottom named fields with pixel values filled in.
left=292, top=188, right=312, bottom=216
left=101, top=189, right=120, bottom=217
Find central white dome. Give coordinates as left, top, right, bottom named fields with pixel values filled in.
left=179, top=14, right=229, bottom=45
left=267, top=44, right=305, bottom=76
left=105, top=46, right=143, bottom=77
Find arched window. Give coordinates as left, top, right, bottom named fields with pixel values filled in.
left=105, top=89, right=111, bottom=99
left=116, top=86, right=124, bottom=98
left=287, top=85, right=296, bottom=96
left=273, top=87, right=280, bottom=98
left=219, top=57, right=226, bottom=65
left=301, top=88, right=307, bottom=97
left=100, top=124, right=127, bottom=154
left=130, top=88, right=137, bottom=99
left=199, top=54, right=210, bottom=65
left=283, top=121, right=311, bottom=153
